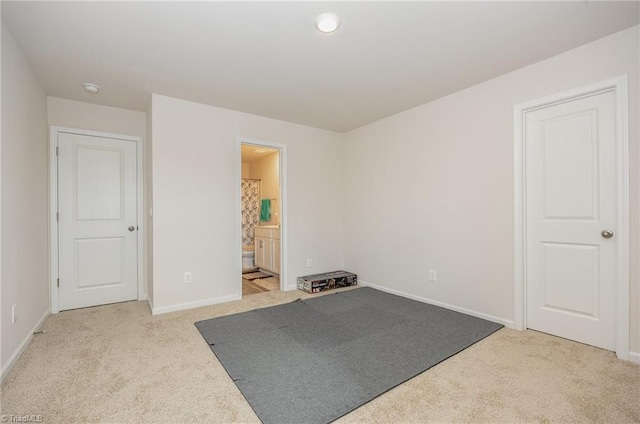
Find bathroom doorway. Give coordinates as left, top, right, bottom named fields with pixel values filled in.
left=239, top=141, right=284, bottom=296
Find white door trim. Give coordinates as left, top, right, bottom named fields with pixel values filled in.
left=237, top=137, right=288, bottom=292
left=513, top=76, right=629, bottom=360
left=49, top=126, right=145, bottom=313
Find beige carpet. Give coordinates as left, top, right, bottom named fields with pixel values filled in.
left=1, top=287, right=639, bottom=423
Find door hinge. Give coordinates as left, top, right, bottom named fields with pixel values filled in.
left=56, top=212, right=59, bottom=222
left=57, top=278, right=60, bottom=288
left=56, top=146, right=59, bottom=156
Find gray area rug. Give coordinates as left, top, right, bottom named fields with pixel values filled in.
left=195, top=287, right=503, bottom=424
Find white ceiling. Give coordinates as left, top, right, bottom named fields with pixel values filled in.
left=2, top=1, right=638, bottom=133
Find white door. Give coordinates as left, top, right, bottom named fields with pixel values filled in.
left=525, top=90, right=617, bottom=350
left=58, top=132, right=138, bottom=311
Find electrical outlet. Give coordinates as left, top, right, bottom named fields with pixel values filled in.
left=429, top=270, right=437, bottom=282
left=184, top=272, right=192, bottom=283
left=306, top=258, right=313, bottom=267
left=11, top=304, right=17, bottom=324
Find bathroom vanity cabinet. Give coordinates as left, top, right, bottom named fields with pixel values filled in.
left=255, top=226, right=280, bottom=274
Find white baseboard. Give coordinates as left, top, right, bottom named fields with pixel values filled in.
left=358, top=280, right=515, bottom=329
left=629, top=351, right=640, bottom=365
left=1, top=308, right=50, bottom=383
left=151, top=294, right=241, bottom=315
left=146, top=296, right=154, bottom=313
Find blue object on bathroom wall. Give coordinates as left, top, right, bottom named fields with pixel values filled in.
left=260, top=199, right=271, bottom=221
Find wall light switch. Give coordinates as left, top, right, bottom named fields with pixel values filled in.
left=11, top=304, right=17, bottom=323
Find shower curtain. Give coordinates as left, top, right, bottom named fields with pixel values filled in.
left=241, top=179, right=260, bottom=247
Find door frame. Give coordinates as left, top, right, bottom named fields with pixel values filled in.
left=513, top=76, right=629, bottom=360
left=49, top=126, right=145, bottom=313
left=237, top=137, right=287, bottom=293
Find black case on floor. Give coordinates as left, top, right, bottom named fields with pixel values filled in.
left=297, top=271, right=357, bottom=293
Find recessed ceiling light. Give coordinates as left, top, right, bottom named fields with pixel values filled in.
left=315, top=13, right=341, bottom=33
left=83, top=82, right=100, bottom=94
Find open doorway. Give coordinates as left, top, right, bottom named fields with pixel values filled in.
left=240, top=143, right=282, bottom=296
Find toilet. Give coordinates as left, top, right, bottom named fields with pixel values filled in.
left=242, top=245, right=255, bottom=270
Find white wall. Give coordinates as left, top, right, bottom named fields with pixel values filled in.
left=1, top=9, right=4, bottom=382
left=150, top=94, right=344, bottom=313
left=1, top=24, right=49, bottom=379
left=343, top=26, right=640, bottom=353
left=249, top=152, right=280, bottom=225
left=47, top=97, right=146, bottom=138
left=146, top=98, right=154, bottom=308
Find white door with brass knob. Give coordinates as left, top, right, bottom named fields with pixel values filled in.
left=525, top=90, right=617, bottom=351
left=58, top=132, right=138, bottom=311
